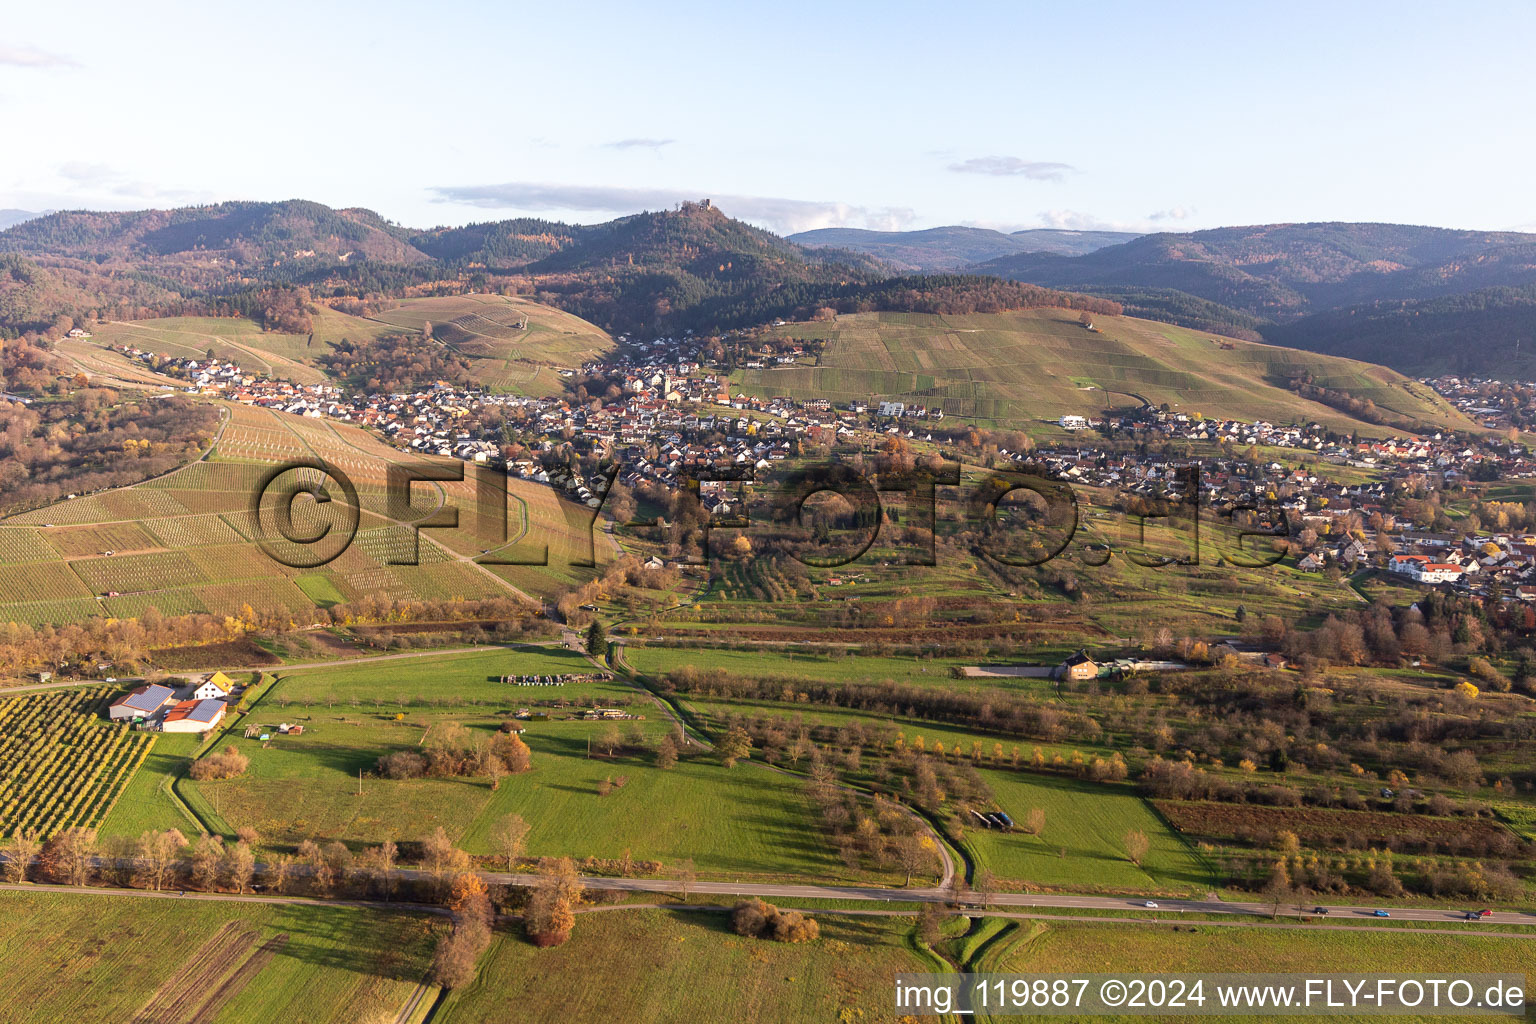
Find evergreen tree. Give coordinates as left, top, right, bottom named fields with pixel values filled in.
left=585, top=620, right=608, bottom=659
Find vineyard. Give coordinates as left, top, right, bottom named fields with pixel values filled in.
left=0, top=688, right=155, bottom=839
left=0, top=401, right=611, bottom=625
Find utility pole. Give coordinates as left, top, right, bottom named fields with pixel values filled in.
left=357, top=768, right=363, bottom=797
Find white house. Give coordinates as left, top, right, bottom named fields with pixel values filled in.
left=193, top=671, right=233, bottom=701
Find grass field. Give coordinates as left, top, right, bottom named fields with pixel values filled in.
left=182, top=648, right=859, bottom=880
left=966, top=772, right=1214, bottom=893
left=436, top=907, right=928, bottom=1024
left=0, top=889, right=437, bottom=1024
left=624, top=645, right=995, bottom=689
left=737, top=310, right=1472, bottom=433
left=999, top=921, right=1534, bottom=1022
left=99, top=730, right=204, bottom=838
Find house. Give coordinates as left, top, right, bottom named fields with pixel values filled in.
left=108, top=683, right=176, bottom=722
left=1411, top=562, right=1464, bottom=584
left=1059, top=415, right=1090, bottom=431
left=1055, top=650, right=1099, bottom=682
left=194, top=671, right=234, bottom=701
left=1297, top=552, right=1326, bottom=573
left=161, top=698, right=226, bottom=733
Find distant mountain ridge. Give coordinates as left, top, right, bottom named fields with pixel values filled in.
left=6, top=204, right=1536, bottom=375
left=0, top=210, right=47, bottom=232
left=975, top=222, right=1536, bottom=319
left=0, top=200, right=425, bottom=264
left=790, top=225, right=1139, bottom=271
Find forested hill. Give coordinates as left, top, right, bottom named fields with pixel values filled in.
left=975, top=222, right=1536, bottom=321
left=0, top=200, right=426, bottom=264
left=0, top=199, right=890, bottom=338
left=5, top=202, right=1535, bottom=368
left=1263, top=285, right=1536, bottom=378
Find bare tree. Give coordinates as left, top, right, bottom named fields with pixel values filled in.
left=2, top=827, right=39, bottom=883
left=226, top=842, right=256, bottom=894
left=895, top=833, right=936, bottom=887
left=1025, top=807, right=1046, bottom=835
left=674, top=858, right=696, bottom=904
left=489, top=814, right=530, bottom=873
left=138, top=830, right=185, bottom=892
left=50, top=827, right=97, bottom=886
left=422, top=827, right=470, bottom=900
left=267, top=854, right=293, bottom=895
left=1124, top=829, right=1150, bottom=867
left=598, top=723, right=623, bottom=758
left=191, top=834, right=224, bottom=891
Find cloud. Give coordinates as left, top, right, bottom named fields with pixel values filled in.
left=50, top=161, right=215, bottom=205
left=1035, top=209, right=1129, bottom=231
left=948, top=157, right=1076, bottom=181
left=58, top=162, right=117, bottom=186
left=1024, top=208, right=1201, bottom=233
left=0, top=45, right=78, bottom=68
left=604, top=138, right=675, bottom=150
left=429, top=182, right=916, bottom=234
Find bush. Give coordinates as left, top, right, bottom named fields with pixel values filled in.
left=377, top=751, right=429, bottom=779
left=188, top=745, right=249, bottom=781
left=729, top=898, right=819, bottom=943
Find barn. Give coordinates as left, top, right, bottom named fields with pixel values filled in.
left=108, top=683, right=175, bottom=722
left=161, top=698, right=226, bottom=734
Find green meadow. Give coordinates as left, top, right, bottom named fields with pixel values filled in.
left=436, top=908, right=928, bottom=1024
left=182, top=647, right=863, bottom=880
left=0, top=889, right=436, bottom=1024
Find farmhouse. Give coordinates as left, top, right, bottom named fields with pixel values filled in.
left=161, top=698, right=226, bottom=733
left=107, top=683, right=175, bottom=722
left=194, top=671, right=234, bottom=701
left=1055, top=650, right=1099, bottom=682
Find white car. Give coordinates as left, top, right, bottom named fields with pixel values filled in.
left=1144, top=901, right=1159, bottom=908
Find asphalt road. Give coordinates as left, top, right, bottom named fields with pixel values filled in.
left=479, top=871, right=1536, bottom=928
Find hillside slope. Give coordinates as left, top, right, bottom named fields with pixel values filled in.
left=80, top=293, right=611, bottom=395
left=738, top=309, right=1473, bottom=434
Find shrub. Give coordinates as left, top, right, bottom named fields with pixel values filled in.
left=377, top=750, right=429, bottom=779
left=188, top=745, right=249, bottom=781
left=730, top=898, right=819, bottom=943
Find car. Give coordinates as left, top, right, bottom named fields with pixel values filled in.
left=1143, top=901, right=1159, bottom=909
left=1373, top=909, right=1391, bottom=918
left=1477, top=909, right=1493, bottom=918
left=1313, top=906, right=1330, bottom=915
left=104, top=677, right=117, bottom=683
left=1465, top=912, right=1479, bottom=920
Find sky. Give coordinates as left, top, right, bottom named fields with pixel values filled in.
left=4, top=0, right=1535, bottom=236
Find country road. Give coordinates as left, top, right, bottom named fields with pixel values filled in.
left=1, top=639, right=572, bottom=693
left=6, top=875, right=1533, bottom=939
left=473, top=871, right=1536, bottom=929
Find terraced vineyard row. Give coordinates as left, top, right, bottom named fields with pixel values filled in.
left=0, top=688, right=156, bottom=839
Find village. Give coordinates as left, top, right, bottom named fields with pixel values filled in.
left=106, top=340, right=1536, bottom=604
